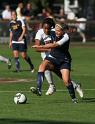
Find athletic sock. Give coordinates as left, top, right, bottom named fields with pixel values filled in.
left=25, top=56, right=34, bottom=69
left=45, top=70, right=54, bottom=85
left=66, top=83, right=76, bottom=99
left=15, top=57, right=20, bottom=71
left=71, top=80, right=77, bottom=89
left=0, top=56, right=9, bottom=63
left=37, top=72, right=44, bottom=92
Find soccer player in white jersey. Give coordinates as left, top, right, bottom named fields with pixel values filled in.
left=34, top=18, right=56, bottom=95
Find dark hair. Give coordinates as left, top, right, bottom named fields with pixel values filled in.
left=42, top=17, right=55, bottom=28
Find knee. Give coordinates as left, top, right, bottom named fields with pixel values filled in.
left=39, top=64, right=46, bottom=72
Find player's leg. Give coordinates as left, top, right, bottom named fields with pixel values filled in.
left=60, top=69, right=77, bottom=103
left=30, top=59, right=51, bottom=96
left=21, top=52, right=34, bottom=72
left=45, top=70, right=56, bottom=95
left=41, top=53, right=56, bottom=95
left=71, top=80, right=83, bottom=98
left=0, top=55, right=12, bottom=69
left=79, top=31, right=86, bottom=43
left=0, top=55, right=9, bottom=63
left=20, top=44, right=34, bottom=72
left=13, top=50, right=20, bottom=72
left=53, top=67, right=83, bottom=98
left=12, top=43, right=20, bottom=72
left=77, top=28, right=86, bottom=43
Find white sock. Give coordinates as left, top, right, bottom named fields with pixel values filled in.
left=45, top=70, right=54, bottom=86
left=71, top=80, right=77, bottom=89
left=0, top=56, right=9, bottom=63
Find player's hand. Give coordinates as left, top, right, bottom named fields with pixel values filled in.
left=18, top=37, right=23, bottom=41
left=32, top=45, right=37, bottom=48
left=9, top=42, right=12, bottom=48
left=32, top=45, right=42, bottom=48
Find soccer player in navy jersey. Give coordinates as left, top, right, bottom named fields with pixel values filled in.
left=9, top=11, right=34, bottom=72
left=31, top=23, right=83, bottom=103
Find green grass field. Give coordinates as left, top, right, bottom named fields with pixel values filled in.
left=0, top=43, right=95, bottom=124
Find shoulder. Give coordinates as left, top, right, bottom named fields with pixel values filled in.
left=17, top=18, right=24, bottom=23
left=10, top=20, right=15, bottom=25
left=36, top=29, right=44, bottom=35
left=17, top=18, right=25, bottom=26
left=64, top=33, right=70, bottom=38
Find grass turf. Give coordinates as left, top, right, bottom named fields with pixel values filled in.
left=0, top=43, right=95, bottom=124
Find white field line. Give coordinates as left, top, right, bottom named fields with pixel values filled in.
left=0, top=79, right=36, bottom=83
left=0, top=89, right=95, bottom=93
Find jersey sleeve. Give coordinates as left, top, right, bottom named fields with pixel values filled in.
left=57, top=33, right=69, bottom=46
left=35, top=30, right=42, bottom=41
left=20, top=19, right=25, bottom=27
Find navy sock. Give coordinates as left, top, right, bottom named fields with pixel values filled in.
left=15, top=57, right=20, bottom=71
left=37, top=72, right=44, bottom=92
left=67, top=83, right=76, bottom=99
left=25, top=56, right=34, bottom=69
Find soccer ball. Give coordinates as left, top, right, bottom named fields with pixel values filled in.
left=14, top=93, right=27, bottom=104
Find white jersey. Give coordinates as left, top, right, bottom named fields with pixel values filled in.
left=35, top=29, right=54, bottom=60
left=76, top=18, right=87, bottom=31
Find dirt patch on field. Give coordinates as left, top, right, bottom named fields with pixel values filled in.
left=0, top=78, right=36, bottom=84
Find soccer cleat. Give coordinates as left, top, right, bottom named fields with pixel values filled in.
left=46, top=85, right=56, bottom=95
left=30, top=87, right=42, bottom=96
left=30, top=66, right=34, bottom=73
left=75, top=84, right=83, bottom=98
left=8, top=59, right=12, bottom=69
left=72, top=98, right=78, bottom=104
left=31, top=68, right=35, bottom=73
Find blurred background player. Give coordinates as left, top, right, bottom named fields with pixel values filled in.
left=9, top=11, right=34, bottom=72
left=16, top=2, right=24, bottom=20
left=2, top=4, right=11, bottom=20
left=0, top=55, right=11, bottom=69
left=76, top=17, right=87, bottom=43
left=67, top=12, right=87, bottom=43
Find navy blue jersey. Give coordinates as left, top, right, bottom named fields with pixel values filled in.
left=9, top=19, right=25, bottom=41
left=50, top=33, right=71, bottom=63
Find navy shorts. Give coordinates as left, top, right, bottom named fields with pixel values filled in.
left=12, top=43, right=27, bottom=52
left=45, top=56, right=71, bottom=71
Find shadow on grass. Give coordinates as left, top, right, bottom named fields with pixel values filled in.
left=82, top=97, right=95, bottom=102
left=0, top=119, right=94, bottom=124
left=12, top=69, right=30, bottom=73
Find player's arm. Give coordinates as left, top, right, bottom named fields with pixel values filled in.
left=9, top=31, right=13, bottom=48
left=33, top=34, right=69, bottom=49
left=18, top=19, right=26, bottom=41
left=33, top=39, right=51, bottom=52
left=18, top=26, right=26, bottom=41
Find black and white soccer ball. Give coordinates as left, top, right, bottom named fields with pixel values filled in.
left=14, top=93, right=27, bottom=104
